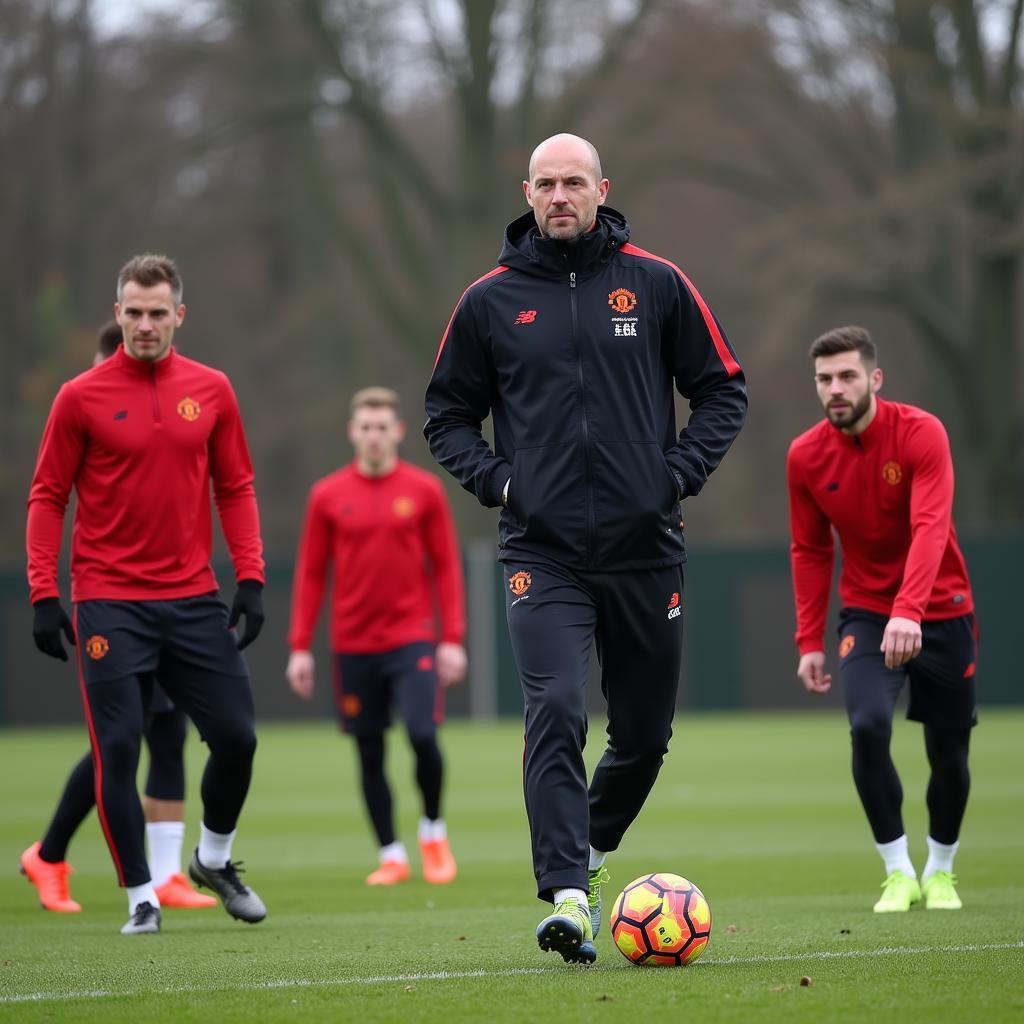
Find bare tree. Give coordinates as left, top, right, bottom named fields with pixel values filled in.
left=639, top=0, right=1024, bottom=523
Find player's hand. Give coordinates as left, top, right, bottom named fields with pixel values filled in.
left=435, top=642, right=467, bottom=688
left=797, top=651, right=832, bottom=694
left=32, top=598, right=76, bottom=661
left=287, top=650, right=315, bottom=699
left=228, top=580, right=264, bottom=650
left=881, top=616, right=922, bottom=669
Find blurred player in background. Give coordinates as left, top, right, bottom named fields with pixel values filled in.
left=287, top=387, right=467, bottom=886
left=20, top=321, right=215, bottom=914
left=787, top=325, right=977, bottom=913
left=27, top=255, right=268, bottom=934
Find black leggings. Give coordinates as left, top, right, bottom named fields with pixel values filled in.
left=39, top=707, right=189, bottom=864
left=354, top=729, right=444, bottom=848
left=840, top=609, right=975, bottom=846
left=846, top=689, right=971, bottom=845
left=82, top=671, right=255, bottom=886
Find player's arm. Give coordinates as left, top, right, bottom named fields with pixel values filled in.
left=422, top=480, right=467, bottom=688
left=424, top=289, right=512, bottom=508
left=662, top=269, right=747, bottom=500
left=881, top=416, right=955, bottom=668
left=209, top=377, right=265, bottom=585
left=209, top=376, right=265, bottom=648
left=26, top=384, right=84, bottom=660
left=787, top=445, right=835, bottom=693
left=286, top=485, right=332, bottom=699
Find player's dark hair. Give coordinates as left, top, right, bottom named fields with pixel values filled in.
left=809, top=325, right=877, bottom=366
left=96, top=320, right=122, bottom=358
left=116, top=254, right=183, bottom=306
left=350, top=386, right=401, bottom=418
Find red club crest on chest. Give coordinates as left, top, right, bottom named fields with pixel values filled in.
left=177, top=396, right=201, bottom=422
left=881, top=461, right=902, bottom=485
left=607, top=288, right=637, bottom=314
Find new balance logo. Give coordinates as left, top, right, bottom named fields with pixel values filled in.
left=667, top=592, right=681, bottom=620
left=514, top=310, right=538, bottom=325
left=113, top=410, right=128, bottom=420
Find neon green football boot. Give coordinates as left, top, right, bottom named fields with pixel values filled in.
left=536, top=899, right=597, bottom=964
left=922, top=871, right=962, bottom=910
left=587, top=866, right=610, bottom=939
left=872, top=870, right=922, bottom=913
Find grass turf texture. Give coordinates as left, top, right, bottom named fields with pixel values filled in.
left=1, top=711, right=1021, bottom=1022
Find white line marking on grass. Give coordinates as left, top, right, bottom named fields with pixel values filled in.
left=700, top=940, right=1024, bottom=967
left=2, top=942, right=1021, bottom=1005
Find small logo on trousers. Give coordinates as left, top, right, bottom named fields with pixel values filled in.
left=509, top=571, right=532, bottom=596
left=85, top=635, right=109, bottom=659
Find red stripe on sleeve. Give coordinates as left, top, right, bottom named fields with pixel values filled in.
left=620, top=243, right=741, bottom=377
left=432, top=266, right=510, bottom=371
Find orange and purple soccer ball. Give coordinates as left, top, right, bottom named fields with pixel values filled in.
left=610, top=872, right=712, bottom=966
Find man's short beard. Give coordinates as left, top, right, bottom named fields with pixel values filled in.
left=543, top=223, right=584, bottom=244
left=827, top=391, right=872, bottom=429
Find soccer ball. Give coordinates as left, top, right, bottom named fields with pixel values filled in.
left=610, top=872, right=711, bottom=966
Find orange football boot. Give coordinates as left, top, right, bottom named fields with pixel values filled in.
left=420, top=837, right=457, bottom=885
left=20, top=841, right=81, bottom=912
left=366, top=859, right=411, bottom=886
left=154, top=872, right=218, bottom=908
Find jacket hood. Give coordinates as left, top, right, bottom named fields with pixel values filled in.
left=498, top=206, right=631, bottom=277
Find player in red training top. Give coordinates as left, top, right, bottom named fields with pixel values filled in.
left=27, top=254, right=268, bottom=935
left=287, top=387, right=467, bottom=886
left=21, top=321, right=215, bottom=915
left=787, top=325, right=976, bottom=914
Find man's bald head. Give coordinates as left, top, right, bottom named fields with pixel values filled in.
left=527, top=134, right=603, bottom=182
left=523, top=134, right=610, bottom=242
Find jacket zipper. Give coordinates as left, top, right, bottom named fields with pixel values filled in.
left=149, top=365, right=162, bottom=425
left=569, top=268, right=595, bottom=566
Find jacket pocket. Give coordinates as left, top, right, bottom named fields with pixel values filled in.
left=590, top=441, right=680, bottom=563
left=504, top=442, right=587, bottom=553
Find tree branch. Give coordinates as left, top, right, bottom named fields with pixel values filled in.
left=545, top=0, right=659, bottom=132
left=300, top=0, right=450, bottom=218
left=1001, top=0, right=1023, bottom=104
left=948, top=0, right=989, bottom=106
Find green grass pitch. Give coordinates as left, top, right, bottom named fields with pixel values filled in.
left=1, top=710, right=1021, bottom=1022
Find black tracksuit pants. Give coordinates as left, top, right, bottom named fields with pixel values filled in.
left=504, top=560, right=685, bottom=901
left=74, top=595, right=256, bottom=888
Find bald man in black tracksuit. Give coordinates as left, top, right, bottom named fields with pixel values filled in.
left=425, top=134, right=746, bottom=964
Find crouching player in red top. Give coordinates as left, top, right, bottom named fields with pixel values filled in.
left=27, top=255, right=268, bottom=934
left=286, top=387, right=467, bottom=886
left=787, top=326, right=977, bottom=913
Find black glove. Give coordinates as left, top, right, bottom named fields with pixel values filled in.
left=228, top=579, right=264, bottom=650
left=33, top=598, right=76, bottom=661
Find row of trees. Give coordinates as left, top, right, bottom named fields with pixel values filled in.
left=2, top=0, right=1021, bottom=561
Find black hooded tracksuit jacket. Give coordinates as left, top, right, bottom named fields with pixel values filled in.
left=424, top=206, right=748, bottom=571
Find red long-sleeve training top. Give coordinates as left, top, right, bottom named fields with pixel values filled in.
left=27, top=345, right=264, bottom=604
left=288, top=460, right=466, bottom=655
left=786, top=398, right=972, bottom=656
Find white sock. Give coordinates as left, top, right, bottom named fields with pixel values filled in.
left=146, top=821, right=185, bottom=888
left=418, top=817, right=446, bottom=842
left=922, top=836, right=959, bottom=881
left=875, top=834, right=916, bottom=878
left=197, top=823, right=236, bottom=868
left=379, top=841, right=408, bottom=864
left=554, top=887, right=588, bottom=909
left=588, top=847, right=607, bottom=871
left=127, top=882, right=160, bottom=914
